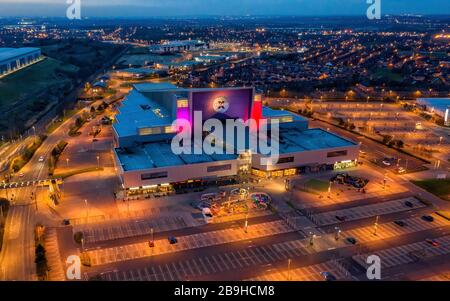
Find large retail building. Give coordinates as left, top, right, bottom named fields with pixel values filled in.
left=112, top=83, right=360, bottom=196
left=0, top=47, right=42, bottom=78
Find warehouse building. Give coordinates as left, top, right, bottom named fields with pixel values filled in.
left=0, top=47, right=42, bottom=78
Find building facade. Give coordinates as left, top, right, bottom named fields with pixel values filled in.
left=0, top=47, right=42, bottom=78
left=112, top=83, right=360, bottom=197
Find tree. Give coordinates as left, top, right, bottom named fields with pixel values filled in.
left=84, top=82, right=91, bottom=93
left=382, top=135, right=393, bottom=145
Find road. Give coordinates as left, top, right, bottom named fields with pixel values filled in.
left=0, top=98, right=110, bottom=280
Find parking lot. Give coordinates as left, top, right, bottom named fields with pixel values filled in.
left=343, top=213, right=450, bottom=244
left=310, top=197, right=425, bottom=226
left=248, top=260, right=350, bottom=281
left=353, top=234, right=450, bottom=270
left=93, top=238, right=313, bottom=281
left=78, top=214, right=193, bottom=244
left=86, top=220, right=295, bottom=266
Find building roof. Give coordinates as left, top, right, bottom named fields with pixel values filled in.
left=133, top=82, right=179, bottom=92
left=277, top=127, right=357, bottom=154
left=115, top=140, right=237, bottom=171
left=113, top=89, right=173, bottom=137
left=0, top=47, right=40, bottom=64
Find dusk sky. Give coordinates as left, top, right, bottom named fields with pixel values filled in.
left=0, top=0, right=448, bottom=17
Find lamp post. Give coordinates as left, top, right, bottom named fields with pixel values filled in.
left=309, top=232, right=316, bottom=246
left=244, top=213, right=249, bottom=233
left=287, top=258, right=292, bottom=281
left=96, top=155, right=100, bottom=169
left=66, top=158, right=69, bottom=168
left=334, top=227, right=341, bottom=241
left=84, top=199, right=88, bottom=222
left=373, top=215, right=379, bottom=236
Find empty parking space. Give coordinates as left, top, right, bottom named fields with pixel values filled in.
left=79, top=215, right=189, bottom=243
left=86, top=220, right=295, bottom=266
left=310, top=197, right=425, bottom=226
left=343, top=213, right=450, bottom=243
left=353, top=235, right=450, bottom=270
left=96, top=238, right=310, bottom=281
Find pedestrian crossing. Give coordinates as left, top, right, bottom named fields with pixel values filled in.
left=353, top=235, right=450, bottom=270
left=86, top=220, right=295, bottom=266
left=96, top=238, right=310, bottom=281
left=343, top=213, right=450, bottom=243
left=311, top=197, right=424, bottom=226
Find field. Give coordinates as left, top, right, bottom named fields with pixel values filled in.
left=0, top=58, right=78, bottom=134
left=412, top=179, right=450, bottom=201
left=0, top=58, right=78, bottom=107
left=0, top=40, right=125, bottom=136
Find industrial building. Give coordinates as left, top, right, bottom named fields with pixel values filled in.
left=112, top=83, right=360, bottom=197
left=0, top=47, right=42, bottom=78
left=149, top=40, right=209, bottom=54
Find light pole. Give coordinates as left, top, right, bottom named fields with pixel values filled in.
left=334, top=227, right=341, bottom=241
left=96, top=155, right=100, bottom=169
left=66, top=158, right=69, bottom=168
left=328, top=181, right=332, bottom=194
left=309, top=232, right=316, bottom=246
left=244, top=213, right=249, bottom=233
left=287, top=258, right=292, bottom=281
left=84, top=199, right=88, bottom=222
left=373, top=215, right=379, bottom=236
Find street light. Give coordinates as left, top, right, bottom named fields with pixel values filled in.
left=287, top=258, right=292, bottom=281
left=334, top=227, right=341, bottom=241
left=84, top=199, right=88, bottom=222
left=244, top=213, right=249, bottom=233
left=373, top=215, right=379, bottom=236
left=96, top=155, right=100, bottom=169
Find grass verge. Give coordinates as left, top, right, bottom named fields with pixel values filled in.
left=52, top=167, right=104, bottom=180
left=411, top=179, right=450, bottom=201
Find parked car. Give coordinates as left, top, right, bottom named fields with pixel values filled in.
left=18, top=173, right=24, bottom=178
left=382, top=160, right=391, bottom=166
left=168, top=236, right=178, bottom=244
left=346, top=237, right=357, bottom=245
left=397, top=167, right=406, bottom=174
left=202, top=208, right=214, bottom=224
left=320, top=271, right=337, bottom=281
left=38, top=156, right=45, bottom=162
left=394, top=220, right=407, bottom=227
left=335, top=215, right=347, bottom=222
left=404, top=201, right=414, bottom=208
left=62, top=219, right=71, bottom=226
left=425, top=239, right=439, bottom=247
left=422, top=215, right=434, bottom=222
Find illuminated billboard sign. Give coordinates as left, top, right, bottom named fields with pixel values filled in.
left=191, top=88, right=253, bottom=122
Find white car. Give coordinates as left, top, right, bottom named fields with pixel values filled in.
left=382, top=160, right=391, bottom=166
left=202, top=208, right=214, bottom=224
left=38, top=156, right=45, bottom=162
